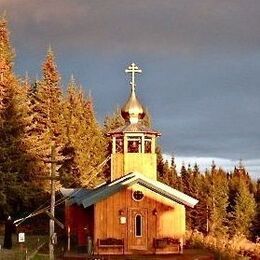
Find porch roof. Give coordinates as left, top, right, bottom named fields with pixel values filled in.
left=61, top=172, right=198, bottom=208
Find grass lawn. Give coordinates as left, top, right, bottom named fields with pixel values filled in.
left=0, top=235, right=48, bottom=259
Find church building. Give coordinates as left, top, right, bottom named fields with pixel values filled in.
left=61, top=63, right=198, bottom=255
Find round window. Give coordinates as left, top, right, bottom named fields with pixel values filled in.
left=132, top=190, right=144, bottom=201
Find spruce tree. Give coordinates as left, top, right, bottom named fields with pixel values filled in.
left=252, top=179, right=260, bottom=239
left=157, top=160, right=171, bottom=185
left=156, top=154, right=180, bottom=188
left=59, top=77, right=106, bottom=187
left=28, top=48, right=65, bottom=191
left=230, top=176, right=256, bottom=237
left=187, top=163, right=203, bottom=231
left=195, top=173, right=209, bottom=233
left=180, top=162, right=189, bottom=193
left=181, top=162, right=202, bottom=230
left=206, top=165, right=229, bottom=236
left=0, top=16, right=32, bottom=216
left=169, top=154, right=180, bottom=189
left=103, top=107, right=125, bottom=133
left=156, top=146, right=165, bottom=180
left=38, top=47, right=64, bottom=145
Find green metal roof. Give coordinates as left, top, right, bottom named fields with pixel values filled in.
left=61, top=172, right=198, bottom=208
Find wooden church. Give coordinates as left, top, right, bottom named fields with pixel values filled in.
left=61, top=63, right=198, bottom=255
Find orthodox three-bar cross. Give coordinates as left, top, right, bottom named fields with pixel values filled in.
left=125, top=63, right=142, bottom=89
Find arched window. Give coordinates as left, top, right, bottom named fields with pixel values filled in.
left=135, top=214, right=142, bottom=237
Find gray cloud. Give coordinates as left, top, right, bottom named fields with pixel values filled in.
left=3, top=0, right=260, bottom=55
left=164, top=155, right=260, bottom=179
left=1, top=0, right=260, bottom=178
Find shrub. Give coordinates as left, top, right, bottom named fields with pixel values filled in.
left=186, top=230, right=260, bottom=259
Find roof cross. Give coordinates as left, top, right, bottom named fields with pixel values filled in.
left=125, top=63, right=142, bottom=90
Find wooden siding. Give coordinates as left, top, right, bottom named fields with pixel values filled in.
left=94, top=183, right=185, bottom=254
left=111, top=153, right=157, bottom=181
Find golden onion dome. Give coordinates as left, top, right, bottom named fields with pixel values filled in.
left=121, top=63, right=145, bottom=124
left=121, top=85, right=145, bottom=124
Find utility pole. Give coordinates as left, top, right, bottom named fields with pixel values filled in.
left=49, top=145, right=56, bottom=260
left=14, top=144, right=64, bottom=259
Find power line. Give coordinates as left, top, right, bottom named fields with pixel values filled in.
left=14, top=155, right=111, bottom=226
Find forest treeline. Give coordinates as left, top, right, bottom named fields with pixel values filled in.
left=0, top=17, right=259, bottom=240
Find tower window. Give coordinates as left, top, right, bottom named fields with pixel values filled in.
left=128, top=141, right=139, bottom=153
left=135, top=214, right=142, bottom=237
left=144, top=137, right=152, bottom=153
left=116, top=138, right=123, bottom=153
left=127, top=136, right=142, bottom=153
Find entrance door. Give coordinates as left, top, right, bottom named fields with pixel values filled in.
left=128, top=208, right=148, bottom=250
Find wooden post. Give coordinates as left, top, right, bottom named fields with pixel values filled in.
left=49, top=145, right=56, bottom=260
left=124, top=135, right=128, bottom=153
left=112, top=136, right=116, bottom=154
left=151, top=137, right=155, bottom=153
left=141, top=134, right=145, bottom=153
left=67, top=226, right=71, bottom=252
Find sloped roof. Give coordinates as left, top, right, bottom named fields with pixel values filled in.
left=61, top=172, right=198, bottom=208
left=107, top=122, right=160, bottom=136
left=60, top=188, right=92, bottom=206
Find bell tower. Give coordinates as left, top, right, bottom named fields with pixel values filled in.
left=107, top=63, right=160, bottom=181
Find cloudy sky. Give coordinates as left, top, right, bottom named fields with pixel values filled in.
left=2, top=0, right=260, bottom=178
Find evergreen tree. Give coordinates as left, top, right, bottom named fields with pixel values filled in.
left=193, top=162, right=200, bottom=178
left=252, top=179, right=260, bottom=239
left=59, top=77, right=106, bottom=187
left=181, top=162, right=203, bottom=231
left=156, top=146, right=165, bottom=180
left=38, top=47, right=64, bottom=145
left=157, top=159, right=171, bottom=185
left=142, top=107, right=152, bottom=128
left=206, top=164, right=229, bottom=236
left=180, top=162, right=189, bottom=193
left=168, top=154, right=180, bottom=189
left=27, top=48, right=65, bottom=190
left=230, top=176, right=256, bottom=237
left=179, top=162, right=195, bottom=229
left=103, top=107, right=125, bottom=133
left=155, top=151, right=180, bottom=188
left=188, top=163, right=204, bottom=231
left=0, top=16, right=33, bottom=216
left=195, top=173, right=209, bottom=233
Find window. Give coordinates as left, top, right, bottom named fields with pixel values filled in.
left=132, top=190, right=144, bottom=201
left=116, top=138, right=123, bottom=153
left=135, top=214, right=142, bottom=237
left=144, top=137, right=152, bottom=153
left=127, top=136, right=142, bottom=153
